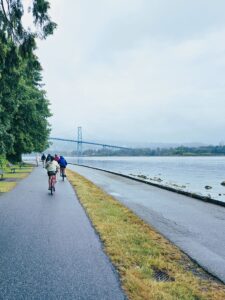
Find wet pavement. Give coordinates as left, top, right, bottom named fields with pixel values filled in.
left=0, top=167, right=126, bottom=299
left=69, top=164, right=225, bottom=283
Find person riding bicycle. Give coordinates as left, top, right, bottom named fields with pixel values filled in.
left=58, top=156, right=67, bottom=177
left=45, top=156, right=60, bottom=190
left=54, top=154, right=60, bottom=162
left=41, top=153, right=46, bottom=167
left=45, top=154, right=51, bottom=164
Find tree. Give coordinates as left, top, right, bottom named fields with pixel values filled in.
left=0, top=0, right=56, bottom=42
left=0, top=1, right=56, bottom=161
left=6, top=53, right=52, bottom=161
left=0, top=32, right=19, bottom=154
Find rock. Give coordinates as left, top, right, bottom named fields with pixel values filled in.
left=137, top=174, right=147, bottom=180
left=219, top=194, right=222, bottom=196
left=153, top=177, right=162, bottom=182
left=221, top=181, right=225, bottom=186
left=205, top=185, right=212, bottom=190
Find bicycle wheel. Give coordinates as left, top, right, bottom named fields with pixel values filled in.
left=61, top=168, right=65, bottom=181
left=50, top=176, right=54, bottom=195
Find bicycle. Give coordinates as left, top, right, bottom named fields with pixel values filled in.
left=41, top=159, right=45, bottom=168
left=49, top=173, right=56, bottom=195
left=60, top=167, right=66, bottom=181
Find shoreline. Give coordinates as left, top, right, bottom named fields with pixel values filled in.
left=68, top=163, right=225, bottom=208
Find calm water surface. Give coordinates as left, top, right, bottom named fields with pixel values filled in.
left=68, top=156, right=225, bottom=202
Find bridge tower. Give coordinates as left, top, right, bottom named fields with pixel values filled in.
left=77, top=126, right=82, bottom=156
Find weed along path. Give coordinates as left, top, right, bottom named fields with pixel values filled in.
left=0, top=167, right=125, bottom=299
left=68, top=164, right=225, bottom=284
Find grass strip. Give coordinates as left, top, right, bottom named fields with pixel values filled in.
left=0, top=182, right=17, bottom=192
left=4, top=167, right=33, bottom=174
left=4, top=172, right=31, bottom=179
left=67, top=169, right=225, bottom=300
left=0, top=164, right=34, bottom=194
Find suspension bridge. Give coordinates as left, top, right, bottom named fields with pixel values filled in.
left=49, top=127, right=131, bottom=156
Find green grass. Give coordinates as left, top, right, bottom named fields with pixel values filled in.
left=4, top=172, right=30, bottom=179
left=0, top=182, right=17, bottom=192
left=67, top=169, right=225, bottom=300
left=0, top=163, right=34, bottom=194
left=4, top=167, right=33, bottom=174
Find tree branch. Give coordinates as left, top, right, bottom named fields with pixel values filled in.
left=0, top=0, right=10, bottom=23
left=0, top=0, right=21, bottom=44
left=6, top=0, right=10, bottom=14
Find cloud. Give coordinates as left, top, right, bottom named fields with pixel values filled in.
left=37, top=0, right=225, bottom=144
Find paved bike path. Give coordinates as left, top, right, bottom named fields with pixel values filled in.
left=0, top=167, right=125, bottom=299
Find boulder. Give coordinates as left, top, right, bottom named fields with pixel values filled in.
left=205, top=185, right=212, bottom=190
left=221, top=181, right=225, bottom=186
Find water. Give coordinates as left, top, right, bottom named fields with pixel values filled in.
left=67, top=156, right=225, bottom=202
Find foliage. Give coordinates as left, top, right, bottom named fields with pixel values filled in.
left=80, top=145, right=225, bottom=157
left=0, top=0, right=56, bottom=45
left=0, top=154, right=7, bottom=168
left=0, top=1, right=56, bottom=161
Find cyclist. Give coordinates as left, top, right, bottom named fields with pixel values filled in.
left=54, top=154, right=60, bottom=181
left=41, top=153, right=46, bottom=168
left=54, top=154, right=60, bottom=162
left=45, top=154, right=51, bottom=164
left=45, top=156, right=60, bottom=190
left=58, top=156, right=68, bottom=178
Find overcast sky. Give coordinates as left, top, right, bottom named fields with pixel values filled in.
left=36, top=0, right=225, bottom=146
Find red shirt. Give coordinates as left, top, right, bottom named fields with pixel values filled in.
left=54, top=155, right=60, bottom=162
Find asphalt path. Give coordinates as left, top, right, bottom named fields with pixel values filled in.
left=0, top=167, right=126, bottom=299
left=69, top=164, right=225, bottom=283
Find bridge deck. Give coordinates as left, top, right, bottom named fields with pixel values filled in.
left=50, top=137, right=131, bottom=150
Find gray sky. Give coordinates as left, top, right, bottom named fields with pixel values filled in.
left=36, top=0, right=225, bottom=145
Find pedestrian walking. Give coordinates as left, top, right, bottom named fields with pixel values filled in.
left=36, top=154, right=40, bottom=167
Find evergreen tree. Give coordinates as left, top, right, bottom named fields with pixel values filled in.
left=0, top=1, right=56, bottom=161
